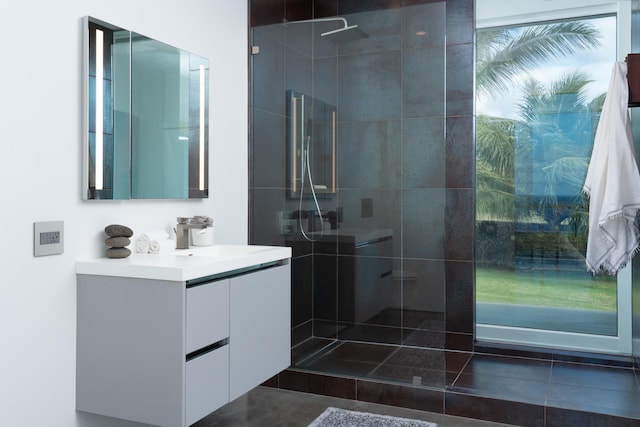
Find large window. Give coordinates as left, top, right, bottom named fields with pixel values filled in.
left=475, top=4, right=632, bottom=354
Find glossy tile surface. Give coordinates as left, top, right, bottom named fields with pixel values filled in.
left=196, top=386, right=517, bottom=427
left=289, top=343, right=640, bottom=426
left=547, top=362, right=640, bottom=419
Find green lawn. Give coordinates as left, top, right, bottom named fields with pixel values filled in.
left=476, top=267, right=616, bottom=312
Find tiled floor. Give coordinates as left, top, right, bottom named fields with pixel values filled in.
left=283, top=339, right=640, bottom=426
left=195, top=385, right=518, bottom=427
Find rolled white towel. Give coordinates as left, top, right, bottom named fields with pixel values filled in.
left=140, top=231, right=170, bottom=242
left=135, top=231, right=171, bottom=254
left=149, top=238, right=175, bottom=254
left=135, top=237, right=150, bottom=253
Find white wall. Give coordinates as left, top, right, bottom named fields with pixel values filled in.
left=0, top=1, right=248, bottom=426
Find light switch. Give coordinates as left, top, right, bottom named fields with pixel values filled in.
left=34, top=221, right=64, bottom=257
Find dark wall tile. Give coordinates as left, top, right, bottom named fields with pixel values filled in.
left=357, top=380, right=443, bottom=413
left=445, top=0, right=474, bottom=46
left=279, top=369, right=357, bottom=399
left=292, top=254, right=314, bottom=327
left=445, top=42, right=474, bottom=117
left=445, top=260, right=473, bottom=334
left=445, top=189, right=474, bottom=260
left=336, top=252, right=395, bottom=324
left=313, top=58, right=337, bottom=106
left=338, top=0, right=402, bottom=14
left=284, top=20, right=313, bottom=54
left=314, top=0, right=338, bottom=18
left=251, top=188, right=287, bottom=246
left=291, top=320, right=312, bottom=346
left=313, top=253, right=338, bottom=321
left=402, top=2, right=445, bottom=49
left=402, top=117, right=445, bottom=189
left=252, top=108, right=286, bottom=188
left=339, top=323, right=402, bottom=345
left=251, top=0, right=285, bottom=26
left=445, top=393, right=544, bottom=427
left=401, top=259, right=445, bottom=314
left=286, top=234, right=313, bottom=257
left=252, top=30, right=286, bottom=114
left=337, top=189, right=402, bottom=256
left=337, top=8, right=402, bottom=56
left=402, top=46, right=445, bottom=118
left=261, top=374, right=280, bottom=388
left=445, top=332, right=473, bottom=351
left=445, top=350, right=471, bottom=373
left=285, top=45, right=313, bottom=95
left=445, top=115, right=474, bottom=188
left=403, top=329, right=445, bottom=348
left=286, top=0, right=313, bottom=21
left=338, top=120, right=401, bottom=189
left=402, top=189, right=445, bottom=260
left=337, top=52, right=401, bottom=122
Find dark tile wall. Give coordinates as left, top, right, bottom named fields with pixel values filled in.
left=249, top=0, right=475, bottom=351
left=248, top=2, right=640, bottom=426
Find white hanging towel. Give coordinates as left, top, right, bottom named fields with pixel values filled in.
left=583, top=61, right=640, bottom=274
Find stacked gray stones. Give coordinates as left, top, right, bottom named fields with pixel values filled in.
left=104, top=224, right=133, bottom=258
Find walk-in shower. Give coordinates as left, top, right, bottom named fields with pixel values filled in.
left=250, top=0, right=460, bottom=392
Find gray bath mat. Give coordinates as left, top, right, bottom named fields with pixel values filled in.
left=308, top=407, right=437, bottom=427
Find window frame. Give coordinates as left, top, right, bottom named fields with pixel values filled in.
left=474, top=0, right=633, bottom=355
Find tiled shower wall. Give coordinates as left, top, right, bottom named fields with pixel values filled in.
left=248, top=0, right=475, bottom=351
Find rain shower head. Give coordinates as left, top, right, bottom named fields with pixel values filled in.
left=283, top=17, right=369, bottom=44
left=321, top=24, right=368, bottom=44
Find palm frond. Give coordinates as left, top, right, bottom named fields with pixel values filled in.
left=477, top=21, right=601, bottom=96
left=476, top=115, right=517, bottom=178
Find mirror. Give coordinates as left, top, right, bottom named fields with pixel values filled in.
left=83, top=17, right=209, bottom=200
left=287, top=90, right=336, bottom=198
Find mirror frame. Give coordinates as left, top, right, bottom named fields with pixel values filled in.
left=286, top=89, right=337, bottom=199
left=82, top=16, right=209, bottom=200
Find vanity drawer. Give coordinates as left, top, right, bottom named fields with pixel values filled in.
left=185, top=345, right=229, bottom=426
left=186, top=279, right=229, bottom=354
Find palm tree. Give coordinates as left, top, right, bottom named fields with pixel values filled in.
left=476, top=22, right=601, bottom=97
left=517, top=72, right=594, bottom=226
left=476, top=21, right=602, bottom=229
left=476, top=115, right=516, bottom=221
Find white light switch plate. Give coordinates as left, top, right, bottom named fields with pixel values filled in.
left=34, top=221, right=64, bottom=257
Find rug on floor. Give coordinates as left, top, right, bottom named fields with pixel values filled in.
left=308, top=407, right=437, bottom=427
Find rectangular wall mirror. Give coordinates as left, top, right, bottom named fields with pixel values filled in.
left=83, top=16, right=209, bottom=200
left=287, top=90, right=336, bottom=198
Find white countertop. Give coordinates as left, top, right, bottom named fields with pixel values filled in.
left=76, top=244, right=292, bottom=282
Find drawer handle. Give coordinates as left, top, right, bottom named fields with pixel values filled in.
left=186, top=337, right=229, bottom=362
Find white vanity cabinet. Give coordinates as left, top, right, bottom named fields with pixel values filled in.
left=76, top=249, right=290, bottom=427
left=229, top=264, right=291, bottom=400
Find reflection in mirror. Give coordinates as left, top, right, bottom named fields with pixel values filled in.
left=287, top=90, right=336, bottom=199
left=83, top=17, right=209, bottom=200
